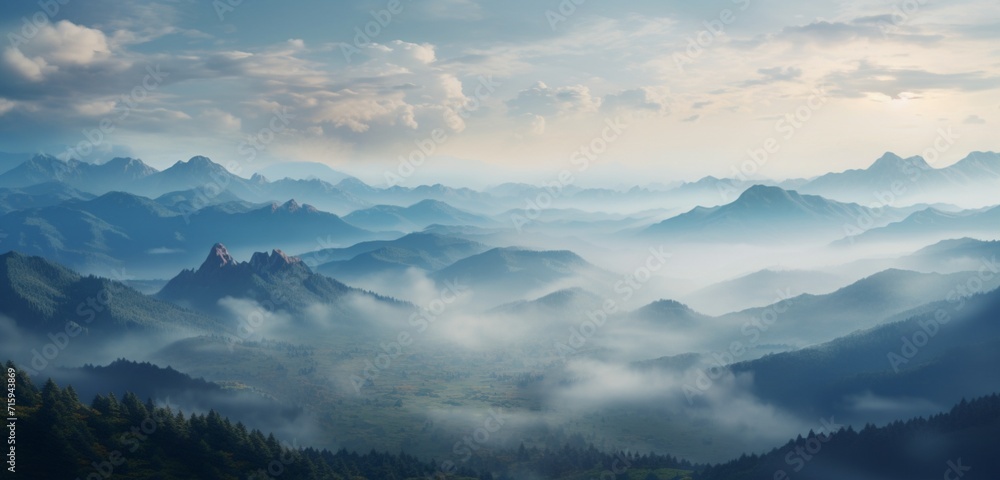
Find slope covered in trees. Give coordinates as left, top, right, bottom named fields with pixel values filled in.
left=5, top=360, right=465, bottom=479
left=697, top=393, right=1000, bottom=480
left=10, top=356, right=1000, bottom=479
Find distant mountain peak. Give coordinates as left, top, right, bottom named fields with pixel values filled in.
left=169, top=156, right=225, bottom=173
left=270, top=199, right=308, bottom=213
left=951, top=151, right=1000, bottom=173
left=643, top=299, right=696, bottom=313
left=250, top=173, right=269, bottom=184
left=334, top=177, right=372, bottom=189
left=873, top=151, right=903, bottom=164
left=195, top=243, right=307, bottom=278
left=101, top=156, right=154, bottom=170
left=632, top=299, right=705, bottom=324
left=736, top=184, right=794, bottom=203
left=200, top=243, right=237, bottom=270
left=412, top=198, right=447, bottom=207
left=689, top=175, right=729, bottom=186
left=869, top=152, right=929, bottom=172
left=249, top=248, right=303, bottom=273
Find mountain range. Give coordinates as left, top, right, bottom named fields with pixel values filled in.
left=799, top=151, right=1000, bottom=208
left=342, top=199, right=496, bottom=232
left=157, top=243, right=406, bottom=318
left=1, top=147, right=998, bottom=478
left=0, top=250, right=224, bottom=336
left=0, top=190, right=374, bottom=278
left=310, top=232, right=492, bottom=280
left=642, top=184, right=913, bottom=243
left=0, top=182, right=95, bottom=214
left=715, top=268, right=1000, bottom=347
left=683, top=269, right=846, bottom=315
left=837, top=204, right=1000, bottom=247
left=431, top=247, right=608, bottom=306
left=723, top=285, right=1000, bottom=422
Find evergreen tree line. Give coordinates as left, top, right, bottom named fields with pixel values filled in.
left=696, top=393, right=1000, bottom=480
left=8, top=357, right=1000, bottom=479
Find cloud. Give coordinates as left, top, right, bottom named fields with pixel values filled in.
left=823, top=60, right=1000, bottom=99
left=0, top=28, right=487, bottom=161
left=367, top=40, right=438, bottom=66
left=850, top=14, right=896, bottom=25
left=601, top=87, right=672, bottom=115
left=517, top=113, right=546, bottom=136
left=774, top=19, right=942, bottom=45
left=506, top=82, right=600, bottom=117
left=779, top=21, right=877, bottom=44
left=0, top=48, right=53, bottom=81
left=0, top=99, right=15, bottom=116
left=741, top=66, right=803, bottom=86
left=2, top=20, right=116, bottom=83
left=199, top=108, right=243, bottom=133
left=963, top=114, right=986, bottom=124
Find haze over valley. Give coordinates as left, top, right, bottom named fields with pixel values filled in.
left=2, top=1, right=1000, bottom=478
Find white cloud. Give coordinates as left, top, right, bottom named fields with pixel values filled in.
left=199, top=108, right=243, bottom=133
left=1, top=47, right=53, bottom=81
left=72, top=100, right=117, bottom=116
left=963, top=114, right=986, bottom=124
left=506, top=81, right=600, bottom=117
left=22, top=20, right=112, bottom=67
left=0, top=99, right=15, bottom=116
left=602, top=86, right=672, bottom=115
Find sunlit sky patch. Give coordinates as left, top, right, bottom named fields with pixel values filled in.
left=0, top=0, right=997, bottom=185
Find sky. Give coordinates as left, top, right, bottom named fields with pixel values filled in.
left=0, top=0, right=998, bottom=187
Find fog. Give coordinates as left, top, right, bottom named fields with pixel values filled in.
left=3, top=159, right=999, bottom=471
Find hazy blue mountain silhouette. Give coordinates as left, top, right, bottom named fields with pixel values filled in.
left=800, top=150, right=1000, bottom=206
left=314, top=232, right=491, bottom=279
left=643, top=185, right=907, bottom=242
